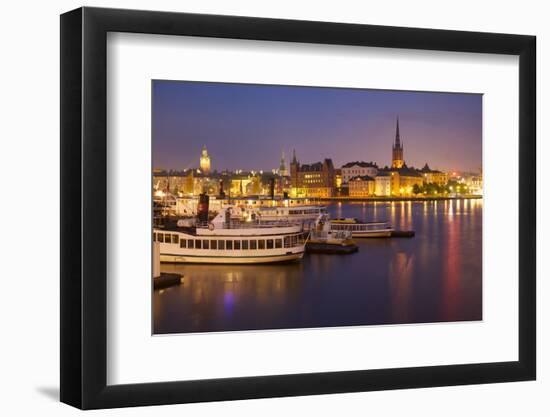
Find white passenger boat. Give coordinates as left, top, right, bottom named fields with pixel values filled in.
left=154, top=207, right=308, bottom=264
left=330, top=218, right=393, bottom=238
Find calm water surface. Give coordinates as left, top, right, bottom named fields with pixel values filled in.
left=154, top=199, right=482, bottom=334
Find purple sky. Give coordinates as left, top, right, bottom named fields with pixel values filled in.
left=152, top=80, right=482, bottom=173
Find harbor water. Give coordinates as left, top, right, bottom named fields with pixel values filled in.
left=154, top=199, right=482, bottom=334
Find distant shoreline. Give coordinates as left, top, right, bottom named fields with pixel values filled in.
left=314, top=195, right=482, bottom=203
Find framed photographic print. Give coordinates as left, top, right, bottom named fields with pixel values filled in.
left=60, top=6, right=536, bottom=409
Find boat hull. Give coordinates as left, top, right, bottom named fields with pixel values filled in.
left=160, top=251, right=304, bottom=264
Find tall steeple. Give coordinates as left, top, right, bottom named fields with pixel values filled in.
left=292, top=148, right=297, bottom=164
left=395, top=117, right=401, bottom=148
left=391, top=116, right=404, bottom=169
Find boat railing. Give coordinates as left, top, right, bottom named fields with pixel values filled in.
left=311, top=230, right=352, bottom=240
left=196, top=219, right=303, bottom=230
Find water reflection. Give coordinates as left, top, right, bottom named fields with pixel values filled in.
left=154, top=200, right=483, bottom=334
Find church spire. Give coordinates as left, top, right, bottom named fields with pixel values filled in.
left=292, top=148, right=297, bottom=164
left=391, top=116, right=404, bottom=169
left=395, top=117, right=401, bottom=148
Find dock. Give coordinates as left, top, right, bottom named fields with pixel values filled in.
left=390, top=230, right=415, bottom=238
left=306, top=240, right=358, bottom=254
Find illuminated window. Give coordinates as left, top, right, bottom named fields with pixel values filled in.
left=234, top=240, right=241, bottom=250
left=226, top=240, right=233, bottom=250
left=180, top=239, right=186, bottom=248
left=250, top=240, right=257, bottom=250
left=210, top=240, right=217, bottom=250
left=284, top=236, right=291, bottom=248
left=172, top=234, right=179, bottom=244
left=187, top=239, right=194, bottom=249
left=242, top=240, right=249, bottom=250
left=275, top=239, right=282, bottom=248
left=258, top=240, right=265, bottom=249
left=157, top=233, right=163, bottom=242
left=218, top=240, right=225, bottom=250
left=195, top=239, right=202, bottom=249
left=153, top=232, right=156, bottom=241
left=266, top=239, right=274, bottom=249
left=203, top=240, right=209, bottom=249
left=164, top=234, right=171, bottom=243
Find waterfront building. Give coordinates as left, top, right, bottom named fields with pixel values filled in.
left=290, top=150, right=336, bottom=198
left=348, top=175, right=375, bottom=197
left=153, top=170, right=193, bottom=195
left=375, top=165, right=423, bottom=196
left=464, top=173, right=483, bottom=195
left=341, top=161, right=378, bottom=183
left=389, top=165, right=424, bottom=195
left=391, top=117, right=404, bottom=169
left=374, top=171, right=392, bottom=196
left=199, top=145, right=211, bottom=175
left=419, top=163, right=448, bottom=186
left=153, top=169, right=221, bottom=197
left=230, top=173, right=253, bottom=197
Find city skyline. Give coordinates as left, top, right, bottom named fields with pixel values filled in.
left=153, top=80, right=482, bottom=173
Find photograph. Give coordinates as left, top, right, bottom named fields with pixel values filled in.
left=151, top=80, right=483, bottom=335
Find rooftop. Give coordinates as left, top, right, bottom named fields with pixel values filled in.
left=342, top=161, right=378, bottom=169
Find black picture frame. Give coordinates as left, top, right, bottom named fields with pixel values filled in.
left=60, top=6, right=536, bottom=409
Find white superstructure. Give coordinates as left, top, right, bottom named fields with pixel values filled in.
left=253, top=205, right=328, bottom=222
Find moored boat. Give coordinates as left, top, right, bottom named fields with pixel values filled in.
left=306, top=214, right=358, bottom=254
left=330, top=218, right=393, bottom=238
left=154, top=200, right=309, bottom=264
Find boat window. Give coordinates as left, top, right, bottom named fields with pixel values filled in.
left=284, top=236, right=291, bottom=248
left=195, top=240, right=202, bottom=249
left=187, top=239, right=194, bottom=249
left=157, top=233, right=163, bottom=242
left=234, top=240, right=241, bottom=250
left=203, top=240, right=209, bottom=249
left=250, top=240, right=257, bottom=250
left=210, top=240, right=217, bottom=250
left=172, top=234, right=179, bottom=244
left=218, top=240, right=225, bottom=250
left=153, top=232, right=156, bottom=241
left=275, top=239, right=282, bottom=248
left=242, top=240, right=249, bottom=250
left=180, top=239, right=186, bottom=248
left=258, top=240, right=265, bottom=250
left=165, top=234, right=172, bottom=243
left=291, top=235, right=298, bottom=247
left=266, top=239, right=274, bottom=249
left=226, top=240, right=233, bottom=250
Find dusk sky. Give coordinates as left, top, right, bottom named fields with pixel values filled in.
left=152, top=80, right=482, bottom=173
